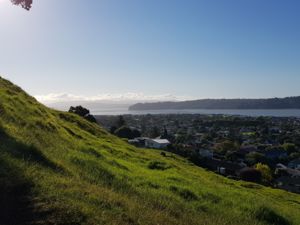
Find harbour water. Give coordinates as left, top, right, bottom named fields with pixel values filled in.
left=91, top=107, right=300, bottom=117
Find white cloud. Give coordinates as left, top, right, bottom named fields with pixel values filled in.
left=34, top=92, right=195, bottom=104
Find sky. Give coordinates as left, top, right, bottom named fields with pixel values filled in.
left=0, top=0, right=300, bottom=104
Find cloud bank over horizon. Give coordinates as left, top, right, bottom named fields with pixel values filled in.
left=35, top=92, right=196, bottom=104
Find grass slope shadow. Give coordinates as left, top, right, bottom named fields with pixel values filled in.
left=0, top=157, right=36, bottom=225
left=0, top=127, right=62, bottom=225
left=0, top=127, right=61, bottom=172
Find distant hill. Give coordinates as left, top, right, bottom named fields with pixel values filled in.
left=1, top=76, right=300, bottom=225
left=129, top=96, right=300, bottom=111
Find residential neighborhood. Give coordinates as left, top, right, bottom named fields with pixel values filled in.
left=96, top=114, right=300, bottom=194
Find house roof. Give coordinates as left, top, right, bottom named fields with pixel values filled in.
left=278, top=168, right=300, bottom=177
left=151, top=139, right=170, bottom=144
left=276, top=163, right=287, bottom=169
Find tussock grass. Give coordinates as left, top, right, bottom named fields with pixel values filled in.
left=0, top=76, right=300, bottom=225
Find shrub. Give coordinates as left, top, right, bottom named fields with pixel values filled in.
left=114, top=126, right=141, bottom=139
left=239, top=168, right=261, bottom=183
left=148, top=161, right=170, bottom=170
left=160, top=152, right=167, bottom=157
left=114, top=126, right=133, bottom=139
left=255, top=163, right=273, bottom=184
left=201, top=193, right=221, bottom=203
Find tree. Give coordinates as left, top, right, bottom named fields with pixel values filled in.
left=245, top=152, right=266, bottom=166
left=255, top=163, right=273, bottom=184
left=225, top=151, right=238, bottom=161
left=114, top=126, right=133, bottom=139
left=69, top=106, right=90, bottom=117
left=84, top=114, right=97, bottom=123
left=214, top=140, right=239, bottom=154
left=282, top=143, right=297, bottom=154
left=150, top=126, right=160, bottom=138
left=161, top=126, right=169, bottom=139
left=289, top=152, right=300, bottom=160
left=239, top=168, right=261, bottom=183
left=10, top=0, right=33, bottom=10
left=110, top=126, right=117, bottom=134
left=131, top=129, right=141, bottom=138
left=113, top=126, right=140, bottom=139
left=117, top=115, right=126, bottom=128
left=68, top=106, right=97, bottom=123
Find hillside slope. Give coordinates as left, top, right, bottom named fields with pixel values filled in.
left=0, top=77, right=300, bottom=225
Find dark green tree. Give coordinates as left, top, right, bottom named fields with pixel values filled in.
left=150, top=126, right=160, bottom=138
left=69, top=106, right=90, bottom=117
left=282, top=143, right=297, bottom=154
left=117, top=115, right=126, bottom=128
left=214, top=140, right=239, bottom=155
left=114, top=126, right=132, bottom=139
left=245, top=152, right=266, bottom=166
left=131, top=129, right=141, bottom=138
left=110, top=126, right=117, bottom=134
left=161, top=126, right=169, bottom=139
left=239, top=168, right=262, bottom=183
left=113, top=126, right=140, bottom=139
left=68, top=106, right=96, bottom=123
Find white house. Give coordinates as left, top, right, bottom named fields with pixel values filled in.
left=145, top=139, right=170, bottom=149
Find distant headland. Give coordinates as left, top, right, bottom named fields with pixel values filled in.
left=129, top=96, right=300, bottom=111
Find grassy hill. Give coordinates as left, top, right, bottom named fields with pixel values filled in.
left=0, top=77, right=299, bottom=225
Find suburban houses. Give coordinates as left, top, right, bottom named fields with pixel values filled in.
left=145, top=138, right=170, bottom=149
left=128, top=137, right=170, bottom=149
left=96, top=114, right=300, bottom=194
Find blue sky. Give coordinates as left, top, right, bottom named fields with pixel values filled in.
left=0, top=0, right=300, bottom=103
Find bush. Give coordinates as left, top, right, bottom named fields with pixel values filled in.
left=114, top=126, right=133, bottom=139
left=239, top=168, right=261, bottom=183
left=255, top=163, right=273, bottom=184
left=282, top=143, right=297, bottom=154
left=148, top=161, right=170, bottom=170
left=246, top=152, right=266, bottom=165
left=114, top=126, right=141, bottom=139
left=160, top=152, right=167, bottom=157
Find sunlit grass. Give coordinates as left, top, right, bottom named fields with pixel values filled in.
left=0, top=76, right=300, bottom=225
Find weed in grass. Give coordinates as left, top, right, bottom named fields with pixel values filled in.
left=80, top=147, right=103, bottom=159
left=201, top=193, right=221, bottom=204
left=170, top=186, right=198, bottom=201
left=109, top=160, right=129, bottom=171
left=148, top=161, right=171, bottom=170
left=70, top=157, right=115, bottom=186
left=241, top=183, right=263, bottom=189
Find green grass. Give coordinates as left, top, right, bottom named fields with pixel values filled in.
left=0, top=76, right=300, bottom=225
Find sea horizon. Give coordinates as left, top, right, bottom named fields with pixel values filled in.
left=90, top=107, right=300, bottom=117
